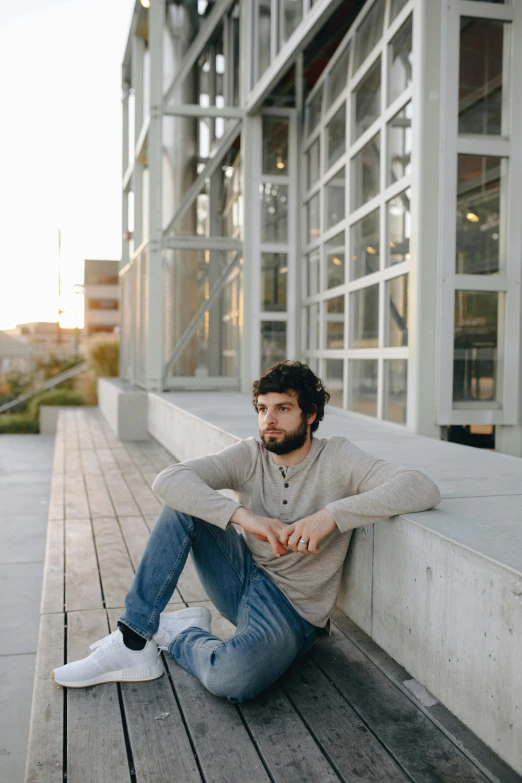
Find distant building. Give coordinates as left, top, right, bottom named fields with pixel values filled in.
left=0, top=331, right=34, bottom=380
left=83, top=259, right=120, bottom=337
left=7, top=322, right=78, bottom=363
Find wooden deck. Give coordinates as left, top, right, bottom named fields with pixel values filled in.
left=25, top=407, right=516, bottom=783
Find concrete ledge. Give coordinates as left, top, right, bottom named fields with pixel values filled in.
left=97, top=378, right=148, bottom=441
left=39, top=405, right=60, bottom=435
left=148, top=390, right=522, bottom=776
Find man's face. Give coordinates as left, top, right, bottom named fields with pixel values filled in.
left=256, top=391, right=315, bottom=455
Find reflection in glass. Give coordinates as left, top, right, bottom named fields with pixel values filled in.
left=456, top=155, right=501, bottom=274
left=348, top=359, right=378, bottom=417
left=459, top=18, right=504, bottom=135
left=351, top=209, right=380, bottom=280
left=385, top=359, right=407, bottom=423
left=306, top=356, right=319, bottom=374
left=307, top=194, right=320, bottom=243
left=326, top=359, right=344, bottom=408
left=389, top=16, right=412, bottom=105
left=261, top=321, right=287, bottom=372
left=307, top=303, right=320, bottom=350
left=261, top=253, right=287, bottom=311
left=390, top=0, right=409, bottom=23
left=307, top=139, right=320, bottom=189
left=307, top=250, right=320, bottom=296
left=326, top=296, right=345, bottom=349
left=327, top=45, right=350, bottom=109
left=307, top=86, right=323, bottom=135
left=389, top=103, right=412, bottom=184
left=354, top=0, right=385, bottom=72
left=387, top=189, right=411, bottom=266
left=351, top=133, right=380, bottom=210
left=355, top=57, right=381, bottom=138
left=260, top=183, right=288, bottom=242
left=350, top=284, right=379, bottom=348
left=325, top=169, right=346, bottom=230
left=326, top=232, right=345, bottom=289
left=453, top=291, right=499, bottom=403
left=386, top=274, right=409, bottom=347
left=327, top=103, right=346, bottom=169
left=262, top=116, right=289, bottom=175
left=282, top=0, right=303, bottom=43
left=257, top=1, right=271, bottom=80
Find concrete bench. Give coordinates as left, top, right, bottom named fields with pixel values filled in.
left=97, top=377, right=148, bottom=441
left=25, top=407, right=520, bottom=782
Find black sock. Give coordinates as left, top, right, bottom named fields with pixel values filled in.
left=117, top=621, right=147, bottom=650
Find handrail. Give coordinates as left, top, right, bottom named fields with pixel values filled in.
left=0, top=361, right=89, bottom=414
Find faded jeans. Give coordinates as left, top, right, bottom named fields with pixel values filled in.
left=119, top=505, right=318, bottom=702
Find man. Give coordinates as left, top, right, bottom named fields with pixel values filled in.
left=53, top=361, right=440, bottom=701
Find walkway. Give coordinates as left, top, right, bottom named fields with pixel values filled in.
left=25, top=407, right=520, bottom=783
left=0, top=433, right=54, bottom=783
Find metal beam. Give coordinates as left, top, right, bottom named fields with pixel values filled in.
left=135, top=115, right=150, bottom=161
left=164, top=236, right=242, bottom=251
left=163, top=119, right=241, bottom=237
left=122, top=162, right=134, bottom=193
left=163, top=104, right=244, bottom=118
left=163, top=0, right=236, bottom=107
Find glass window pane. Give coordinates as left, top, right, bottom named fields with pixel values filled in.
left=307, top=139, right=320, bottom=189
left=282, top=0, right=303, bottom=43
left=325, top=169, right=346, bottom=230
left=348, top=359, right=378, bottom=417
left=459, top=18, right=504, bottom=135
left=351, top=133, right=380, bottom=210
left=350, top=208, right=380, bottom=280
left=262, top=116, right=289, bottom=175
left=326, top=231, right=345, bottom=289
left=388, top=103, right=412, bottom=184
left=389, top=16, right=412, bottom=105
left=307, top=303, right=320, bottom=350
left=327, top=45, right=350, bottom=109
left=307, top=194, right=320, bottom=243
left=306, top=86, right=323, bottom=135
left=261, top=253, right=288, bottom=311
left=387, top=189, right=411, bottom=266
left=354, top=0, right=385, bottom=72
left=326, top=359, right=344, bottom=407
left=385, top=359, right=407, bottom=423
left=306, top=356, right=319, bottom=374
left=453, top=291, right=499, bottom=403
left=386, top=274, right=409, bottom=347
left=257, top=1, right=271, bottom=81
left=326, top=295, right=345, bottom=349
left=307, top=249, right=320, bottom=296
left=261, top=321, right=287, bottom=372
left=260, top=183, right=288, bottom=243
left=350, top=284, right=379, bottom=347
left=326, top=103, right=346, bottom=169
left=456, top=155, right=502, bottom=274
left=354, top=57, right=381, bottom=139
left=390, top=0, right=409, bottom=23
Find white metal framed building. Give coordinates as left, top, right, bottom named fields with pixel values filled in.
left=119, top=0, right=522, bottom=456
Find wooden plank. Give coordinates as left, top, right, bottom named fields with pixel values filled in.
left=40, top=516, right=64, bottom=615
left=91, top=517, right=135, bottom=609
left=66, top=610, right=129, bottom=783
left=85, top=472, right=115, bottom=518
left=164, top=652, right=270, bottom=783
left=24, top=613, right=64, bottom=783
left=311, top=628, right=488, bottom=783
left=85, top=410, right=110, bottom=449
left=64, top=451, right=90, bottom=519
left=103, top=468, right=141, bottom=516
left=111, top=449, right=162, bottom=515
left=47, top=473, right=65, bottom=521
left=75, top=408, right=93, bottom=449
left=239, top=685, right=340, bottom=783
left=80, top=448, right=101, bottom=476
left=106, top=610, right=204, bottom=783
left=65, top=518, right=103, bottom=611
left=282, top=656, right=409, bottom=782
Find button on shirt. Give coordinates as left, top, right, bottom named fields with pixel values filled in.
left=153, top=435, right=441, bottom=627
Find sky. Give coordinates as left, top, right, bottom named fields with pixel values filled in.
left=0, top=0, right=134, bottom=329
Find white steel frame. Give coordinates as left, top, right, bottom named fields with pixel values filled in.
left=437, top=0, right=522, bottom=426
left=301, top=0, right=413, bottom=422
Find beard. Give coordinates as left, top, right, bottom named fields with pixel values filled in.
left=261, top=416, right=309, bottom=455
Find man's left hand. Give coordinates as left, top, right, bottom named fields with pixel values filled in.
left=279, top=509, right=337, bottom=555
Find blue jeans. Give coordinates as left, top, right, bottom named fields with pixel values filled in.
left=119, top=505, right=318, bottom=702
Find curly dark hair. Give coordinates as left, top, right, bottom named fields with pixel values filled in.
left=252, top=360, right=330, bottom=434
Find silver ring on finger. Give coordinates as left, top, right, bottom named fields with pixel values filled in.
left=299, top=539, right=309, bottom=546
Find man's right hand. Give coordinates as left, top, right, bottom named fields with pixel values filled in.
left=229, top=507, right=288, bottom=557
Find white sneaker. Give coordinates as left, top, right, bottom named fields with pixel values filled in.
left=154, top=606, right=212, bottom=651
left=52, top=629, right=163, bottom=688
